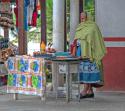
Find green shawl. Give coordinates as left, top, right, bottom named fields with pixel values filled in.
left=75, top=21, right=107, bottom=67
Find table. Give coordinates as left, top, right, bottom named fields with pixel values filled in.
left=6, top=56, right=46, bottom=101
left=51, top=58, right=82, bottom=102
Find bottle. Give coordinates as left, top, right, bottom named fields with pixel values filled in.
left=40, top=41, right=46, bottom=54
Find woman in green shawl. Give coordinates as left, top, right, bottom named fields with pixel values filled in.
left=75, top=12, right=107, bottom=99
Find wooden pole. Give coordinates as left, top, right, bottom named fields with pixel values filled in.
left=4, top=28, right=9, bottom=38
left=18, top=0, right=27, bottom=55
left=79, top=0, right=83, bottom=22
left=40, top=0, right=46, bottom=44
left=64, top=0, right=67, bottom=51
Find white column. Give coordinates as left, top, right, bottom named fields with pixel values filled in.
left=53, top=0, right=64, bottom=51
left=52, top=0, right=65, bottom=90
left=70, top=0, right=79, bottom=44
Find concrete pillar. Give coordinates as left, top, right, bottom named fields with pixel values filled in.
left=53, top=0, right=64, bottom=51
left=52, top=0, right=65, bottom=90
left=70, top=0, right=79, bottom=44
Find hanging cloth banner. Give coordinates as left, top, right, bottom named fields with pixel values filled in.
left=24, top=0, right=29, bottom=31
left=27, top=0, right=34, bottom=26
left=24, top=0, right=38, bottom=30
left=14, top=0, right=38, bottom=31
left=37, top=0, right=40, bottom=10
left=14, top=0, right=28, bottom=31
left=0, top=0, right=10, bottom=2
left=14, top=0, right=18, bottom=28
left=31, top=0, right=37, bottom=26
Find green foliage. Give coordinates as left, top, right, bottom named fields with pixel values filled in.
left=46, top=0, right=53, bottom=42
left=84, top=0, right=95, bottom=21
left=66, top=0, right=70, bottom=41
left=27, top=0, right=53, bottom=43
left=27, top=28, right=41, bottom=42
left=0, top=35, right=3, bottom=38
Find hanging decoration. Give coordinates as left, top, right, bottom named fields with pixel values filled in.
left=14, top=0, right=38, bottom=31
left=0, top=0, right=14, bottom=29
left=0, top=38, right=15, bottom=62
left=24, top=0, right=38, bottom=30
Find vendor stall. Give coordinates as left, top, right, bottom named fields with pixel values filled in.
left=0, top=38, right=11, bottom=87
left=6, top=55, right=46, bottom=100
left=34, top=51, right=82, bottom=102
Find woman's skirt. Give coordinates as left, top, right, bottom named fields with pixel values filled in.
left=79, top=60, right=103, bottom=87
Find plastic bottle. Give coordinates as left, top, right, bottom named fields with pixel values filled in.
left=40, top=41, right=46, bottom=53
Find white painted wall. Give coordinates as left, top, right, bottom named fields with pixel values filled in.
left=95, top=0, right=125, bottom=37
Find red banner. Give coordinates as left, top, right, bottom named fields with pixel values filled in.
left=1, top=0, right=10, bottom=2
